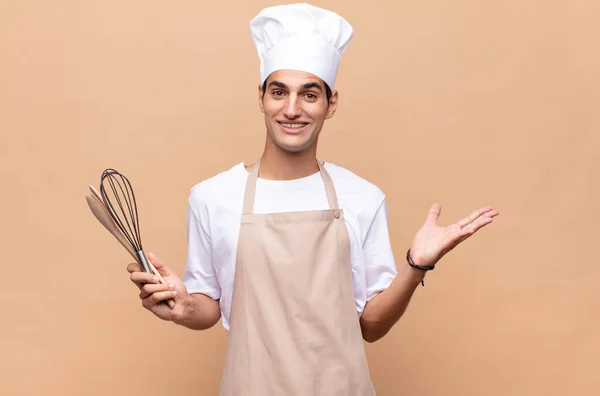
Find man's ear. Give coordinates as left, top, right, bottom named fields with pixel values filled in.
left=258, top=83, right=265, bottom=114
left=325, top=90, right=339, bottom=119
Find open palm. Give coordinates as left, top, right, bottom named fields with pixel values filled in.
left=409, top=204, right=499, bottom=267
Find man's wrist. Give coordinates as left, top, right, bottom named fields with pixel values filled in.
left=399, top=260, right=428, bottom=286
left=405, top=248, right=435, bottom=286
left=172, top=295, right=194, bottom=325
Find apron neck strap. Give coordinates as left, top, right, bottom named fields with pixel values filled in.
left=242, top=159, right=340, bottom=215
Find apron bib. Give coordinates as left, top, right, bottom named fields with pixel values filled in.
left=218, top=159, right=376, bottom=396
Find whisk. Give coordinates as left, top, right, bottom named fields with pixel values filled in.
left=100, top=169, right=152, bottom=274
left=86, top=168, right=175, bottom=308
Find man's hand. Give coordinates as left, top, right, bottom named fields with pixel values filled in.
left=127, top=252, right=190, bottom=322
left=409, top=204, right=499, bottom=267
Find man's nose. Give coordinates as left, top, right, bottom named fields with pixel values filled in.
left=283, top=95, right=302, bottom=118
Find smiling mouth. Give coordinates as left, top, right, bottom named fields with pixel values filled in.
left=277, top=121, right=309, bottom=134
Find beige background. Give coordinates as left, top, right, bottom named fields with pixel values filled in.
left=1, top=0, right=599, bottom=395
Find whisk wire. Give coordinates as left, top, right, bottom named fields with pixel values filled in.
left=101, top=171, right=131, bottom=247
left=108, top=171, right=137, bottom=247
left=109, top=172, right=138, bottom=248
left=100, top=169, right=144, bottom=253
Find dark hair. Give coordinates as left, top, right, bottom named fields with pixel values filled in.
left=261, top=80, right=333, bottom=103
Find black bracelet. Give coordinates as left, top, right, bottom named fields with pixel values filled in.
left=406, top=249, right=435, bottom=286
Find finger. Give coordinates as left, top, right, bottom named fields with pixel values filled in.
left=485, top=209, right=500, bottom=219
left=457, top=207, right=495, bottom=228
left=142, top=290, right=178, bottom=309
left=130, top=271, right=160, bottom=288
left=126, top=262, right=141, bottom=273
left=460, top=215, right=494, bottom=238
left=147, top=252, right=174, bottom=278
left=424, top=203, right=441, bottom=226
left=139, top=282, right=175, bottom=300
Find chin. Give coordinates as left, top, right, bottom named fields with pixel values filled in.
left=274, top=139, right=314, bottom=153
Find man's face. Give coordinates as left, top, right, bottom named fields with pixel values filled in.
left=258, top=70, right=338, bottom=153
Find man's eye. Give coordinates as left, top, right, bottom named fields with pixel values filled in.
left=305, top=93, right=317, bottom=99
left=273, top=90, right=284, bottom=96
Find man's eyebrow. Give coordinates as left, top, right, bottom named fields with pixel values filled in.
left=302, top=82, right=322, bottom=91
left=267, top=80, right=287, bottom=89
left=267, top=80, right=323, bottom=91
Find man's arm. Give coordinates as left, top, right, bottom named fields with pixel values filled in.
left=173, top=292, right=221, bottom=330
left=360, top=260, right=425, bottom=343
left=176, top=191, right=223, bottom=330
left=357, top=195, right=410, bottom=344
left=359, top=203, right=498, bottom=343
left=129, top=190, right=227, bottom=330
left=129, top=253, right=222, bottom=330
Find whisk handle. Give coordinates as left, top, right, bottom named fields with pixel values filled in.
left=136, top=249, right=176, bottom=309
left=136, top=250, right=152, bottom=273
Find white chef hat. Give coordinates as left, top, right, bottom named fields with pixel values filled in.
left=250, top=3, right=354, bottom=90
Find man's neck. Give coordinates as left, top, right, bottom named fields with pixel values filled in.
left=254, top=144, right=319, bottom=181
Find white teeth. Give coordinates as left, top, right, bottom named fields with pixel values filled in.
left=281, top=123, right=307, bottom=129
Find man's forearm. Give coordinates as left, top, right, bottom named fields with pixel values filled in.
left=360, top=262, right=427, bottom=343
left=173, top=293, right=221, bottom=330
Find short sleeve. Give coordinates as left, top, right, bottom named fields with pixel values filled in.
left=363, top=197, right=398, bottom=302
left=182, top=195, right=221, bottom=300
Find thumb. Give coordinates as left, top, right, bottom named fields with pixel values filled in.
left=147, top=252, right=174, bottom=277
left=424, top=203, right=441, bottom=226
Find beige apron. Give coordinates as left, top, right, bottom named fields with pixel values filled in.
left=218, top=159, right=376, bottom=396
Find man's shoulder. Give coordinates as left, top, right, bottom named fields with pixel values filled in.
left=323, top=161, right=385, bottom=195
left=188, top=162, right=246, bottom=205
left=323, top=161, right=386, bottom=204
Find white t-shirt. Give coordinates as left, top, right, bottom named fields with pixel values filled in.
left=183, top=161, right=398, bottom=331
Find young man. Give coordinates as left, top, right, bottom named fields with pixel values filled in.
left=127, top=3, right=498, bottom=395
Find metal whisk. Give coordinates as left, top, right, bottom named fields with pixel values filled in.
left=99, top=168, right=152, bottom=274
